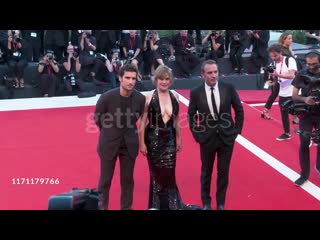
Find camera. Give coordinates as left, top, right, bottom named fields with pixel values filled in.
left=146, top=30, right=154, bottom=40
left=282, top=70, right=320, bottom=115
left=114, top=57, right=122, bottom=67
left=300, top=69, right=320, bottom=93
left=45, top=50, right=54, bottom=61
left=263, top=65, right=275, bottom=73
left=127, top=49, right=134, bottom=59
left=64, top=73, right=76, bottom=86
left=73, top=46, right=80, bottom=58
left=47, top=53, right=54, bottom=61
left=210, top=30, right=216, bottom=37
left=14, top=36, right=21, bottom=43
left=232, top=31, right=241, bottom=41
left=295, top=129, right=320, bottom=144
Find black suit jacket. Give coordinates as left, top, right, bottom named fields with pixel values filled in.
left=188, top=82, right=244, bottom=146
left=94, top=88, right=146, bottom=160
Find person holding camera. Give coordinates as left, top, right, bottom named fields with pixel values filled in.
left=4, top=30, right=28, bottom=89
left=170, top=30, right=200, bottom=78
left=121, top=30, right=143, bottom=80
left=291, top=51, right=320, bottom=186
left=38, top=50, right=59, bottom=97
left=261, top=32, right=299, bottom=121
left=248, top=30, right=270, bottom=74
left=225, top=30, right=250, bottom=74
left=78, top=30, right=105, bottom=84
left=266, top=44, right=297, bottom=141
left=105, top=49, right=123, bottom=89
left=201, top=30, right=225, bottom=62
left=62, top=44, right=82, bottom=93
left=143, top=30, right=165, bottom=78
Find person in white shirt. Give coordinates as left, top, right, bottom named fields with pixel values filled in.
left=267, top=44, right=297, bottom=141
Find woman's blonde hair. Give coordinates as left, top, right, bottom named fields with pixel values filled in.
left=152, top=65, right=173, bottom=86
left=278, top=32, right=292, bottom=45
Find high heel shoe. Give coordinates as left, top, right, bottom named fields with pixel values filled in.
left=261, top=110, right=272, bottom=120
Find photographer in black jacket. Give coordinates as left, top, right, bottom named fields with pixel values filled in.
left=38, top=50, right=59, bottom=97
left=5, top=30, right=28, bottom=88
left=292, top=51, right=320, bottom=186
left=62, top=44, right=83, bottom=93
left=225, top=30, right=250, bottom=74
left=201, top=30, right=225, bottom=61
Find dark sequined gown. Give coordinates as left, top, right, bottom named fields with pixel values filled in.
left=145, top=89, right=186, bottom=210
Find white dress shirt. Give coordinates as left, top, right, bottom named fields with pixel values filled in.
left=205, top=82, right=220, bottom=119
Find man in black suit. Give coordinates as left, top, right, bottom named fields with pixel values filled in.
left=188, top=60, right=244, bottom=210
left=94, top=63, right=146, bottom=210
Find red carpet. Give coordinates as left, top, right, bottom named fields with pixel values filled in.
left=1, top=96, right=320, bottom=209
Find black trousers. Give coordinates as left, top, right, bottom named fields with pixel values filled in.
left=279, top=96, right=292, bottom=134
left=175, top=53, right=200, bottom=77
left=229, top=45, right=246, bottom=70
left=7, top=59, right=28, bottom=79
left=98, top=140, right=136, bottom=210
left=299, top=114, right=320, bottom=179
left=250, top=51, right=269, bottom=72
left=200, top=135, right=235, bottom=206
left=265, top=82, right=280, bottom=110
left=40, top=74, right=56, bottom=96
left=205, top=50, right=224, bottom=62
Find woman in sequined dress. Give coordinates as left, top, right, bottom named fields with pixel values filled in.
left=139, top=65, right=193, bottom=210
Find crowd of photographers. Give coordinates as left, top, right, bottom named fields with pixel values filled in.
left=0, top=30, right=319, bottom=98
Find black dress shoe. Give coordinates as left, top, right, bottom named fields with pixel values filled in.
left=217, top=204, right=224, bottom=210
left=202, top=204, right=212, bottom=210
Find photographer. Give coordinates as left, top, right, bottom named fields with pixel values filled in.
left=305, top=30, right=320, bottom=48
left=79, top=30, right=105, bottom=84
left=38, top=50, right=59, bottom=97
left=105, top=48, right=123, bottom=89
left=121, top=30, right=143, bottom=80
left=201, top=30, right=225, bottom=61
left=225, top=30, right=250, bottom=74
left=291, top=51, right=320, bottom=186
left=143, top=30, right=165, bottom=77
left=4, top=30, right=28, bottom=88
left=62, top=44, right=83, bottom=93
left=265, top=44, right=297, bottom=141
left=261, top=32, right=299, bottom=122
left=171, top=30, right=200, bottom=78
left=248, top=30, right=270, bottom=73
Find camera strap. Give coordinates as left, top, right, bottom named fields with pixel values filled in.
left=275, top=56, right=285, bottom=75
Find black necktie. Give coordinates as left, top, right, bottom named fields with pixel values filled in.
left=210, top=87, right=219, bottom=120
